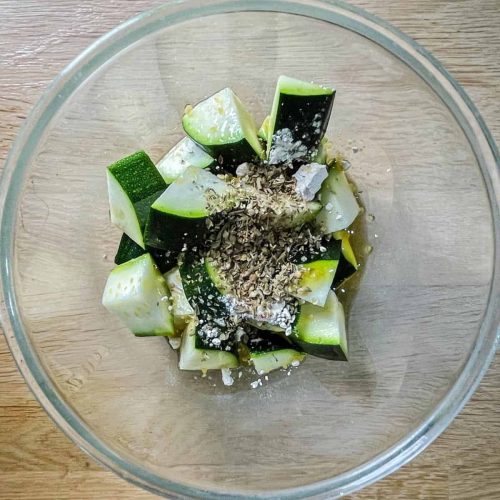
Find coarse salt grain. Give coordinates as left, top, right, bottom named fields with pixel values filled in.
left=250, top=379, right=262, bottom=389
left=221, top=368, right=234, bottom=386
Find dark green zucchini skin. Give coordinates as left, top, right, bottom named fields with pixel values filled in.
left=149, top=247, right=178, bottom=274
left=108, top=150, right=167, bottom=203
left=271, top=93, right=335, bottom=155
left=188, top=137, right=260, bottom=172
left=179, top=256, right=226, bottom=319
left=114, top=234, right=145, bottom=265
left=114, top=234, right=179, bottom=273
left=179, top=255, right=236, bottom=352
left=144, top=208, right=207, bottom=253
left=289, top=338, right=347, bottom=361
left=246, top=330, right=297, bottom=354
left=291, top=236, right=342, bottom=265
left=332, top=254, right=357, bottom=289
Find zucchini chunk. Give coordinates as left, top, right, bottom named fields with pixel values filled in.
left=182, top=88, right=264, bottom=168
left=165, top=267, right=195, bottom=332
left=106, top=151, right=167, bottom=248
left=292, top=290, right=347, bottom=360
left=102, top=253, right=175, bottom=336
left=144, top=166, right=235, bottom=252
left=332, top=230, right=359, bottom=288
left=316, top=166, right=360, bottom=233
left=245, top=330, right=305, bottom=374
left=179, top=320, right=239, bottom=371
left=267, top=76, right=335, bottom=164
left=114, top=233, right=179, bottom=273
left=292, top=238, right=341, bottom=307
left=156, top=137, right=215, bottom=184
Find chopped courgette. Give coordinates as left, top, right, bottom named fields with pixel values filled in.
left=156, top=137, right=215, bottom=184
left=332, top=230, right=359, bottom=288
left=291, top=290, right=347, bottom=360
left=316, top=165, right=360, bottom=233
left=144, top=166, right=235, bottom=251
left=178, top=320, right=239, bottom=371
left=179, top=254, right=229, bottom=323
left=292, top=238, right=341, bottom=307
left=106, top=151, right=167, bottom=248
left=102, top=253, right=175, bottom=336
left=258, top=115, right=271, bottom=141
left=245, top=330, right=305, bottom=374
left=182, top=88, right=264, bottom=168
left=114, top=233, right=146, bottom=265
left=267, top=76, right=335, bottom=164
left=165, top=267, right=195, bottom=332
left=114, top=234, right=178, bottom=273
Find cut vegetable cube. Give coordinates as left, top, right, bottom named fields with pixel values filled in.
left=258, top=115, right=271, bottom=141
left=294, top=260, right=338, bottom=307
left=114, top=233, right=179, bottom=273
left=292, top=290, right=347, bottom=360
left=245, top=331, right=305, bottom=375
left=144, top=166, right=235, bottom=251
left=316, top=166, right=360, bottom=233
left=292, top=237, right=341, bottom=306
left=182, top=88, right=264, bottom=168
left=102, top=253, right=175, bottom=336
left=179, top=321, right=239, bottom=371
left=314, top=138, right=335, bottom=165
left=332, top=230, right=359, bottom=288
left=267, top=76, right=335, bottom=164
left=114, top=233, right=146, bottom=265
left=156, top=137, right=215, bottom=184
left=106, top=151, right=167, bottom=248
left=165, top=267, right=195, bottom=332
left=179, top=255, right=229, bottom=322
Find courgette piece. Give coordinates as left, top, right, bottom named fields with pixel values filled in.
left=267, top=76, right=335, bottom=164
left=102, top=253, right=175, bottom=336
left=179, top=255, right=229, bottom=322
left=179, top=320, right=239, bottom=371
left=106, top=151, right=167, bottom=248
left=204, top=258, right=231, bottom=295
left=332, top=230, right=359, bottom=288
left=165, top=267, right=195, bottom=332
left=114, top=233, right=146, bottom=265
left=182, top=88, right=264, bottom=168
left=156, top=137, right=215, bottom=184
left=144, top=166, right=235, bottom=251
left=258, top=115, right=271, bottom=141
left=292, top=238, right=341, bottom=307
left=316, top=165, right=360, bottom=233
left=314, top=138, right=334, bottom=165
left=291, top=290, right=347, bottom=360
left=114, top=234, right=178, bottom=273
left=245, top=331, right=305, bottom=374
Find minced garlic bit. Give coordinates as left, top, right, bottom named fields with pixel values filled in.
left=293, top=162, right=328, bottom=201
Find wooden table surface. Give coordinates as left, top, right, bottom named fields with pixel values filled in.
left=0, top=1, right=499, bottom=498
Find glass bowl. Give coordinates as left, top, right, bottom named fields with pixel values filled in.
left=1, top=1, right=498, bottom=498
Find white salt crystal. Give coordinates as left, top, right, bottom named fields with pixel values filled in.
left=221, top=368, right=234, bottom=386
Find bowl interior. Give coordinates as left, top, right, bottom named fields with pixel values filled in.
left=5, top=5, right=496, bottom=498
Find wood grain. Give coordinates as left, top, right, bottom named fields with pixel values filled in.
left=0, top=0, right=499, bottom=498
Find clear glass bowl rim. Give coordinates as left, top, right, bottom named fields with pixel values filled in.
left=0, top=1, right=498, bottom=498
